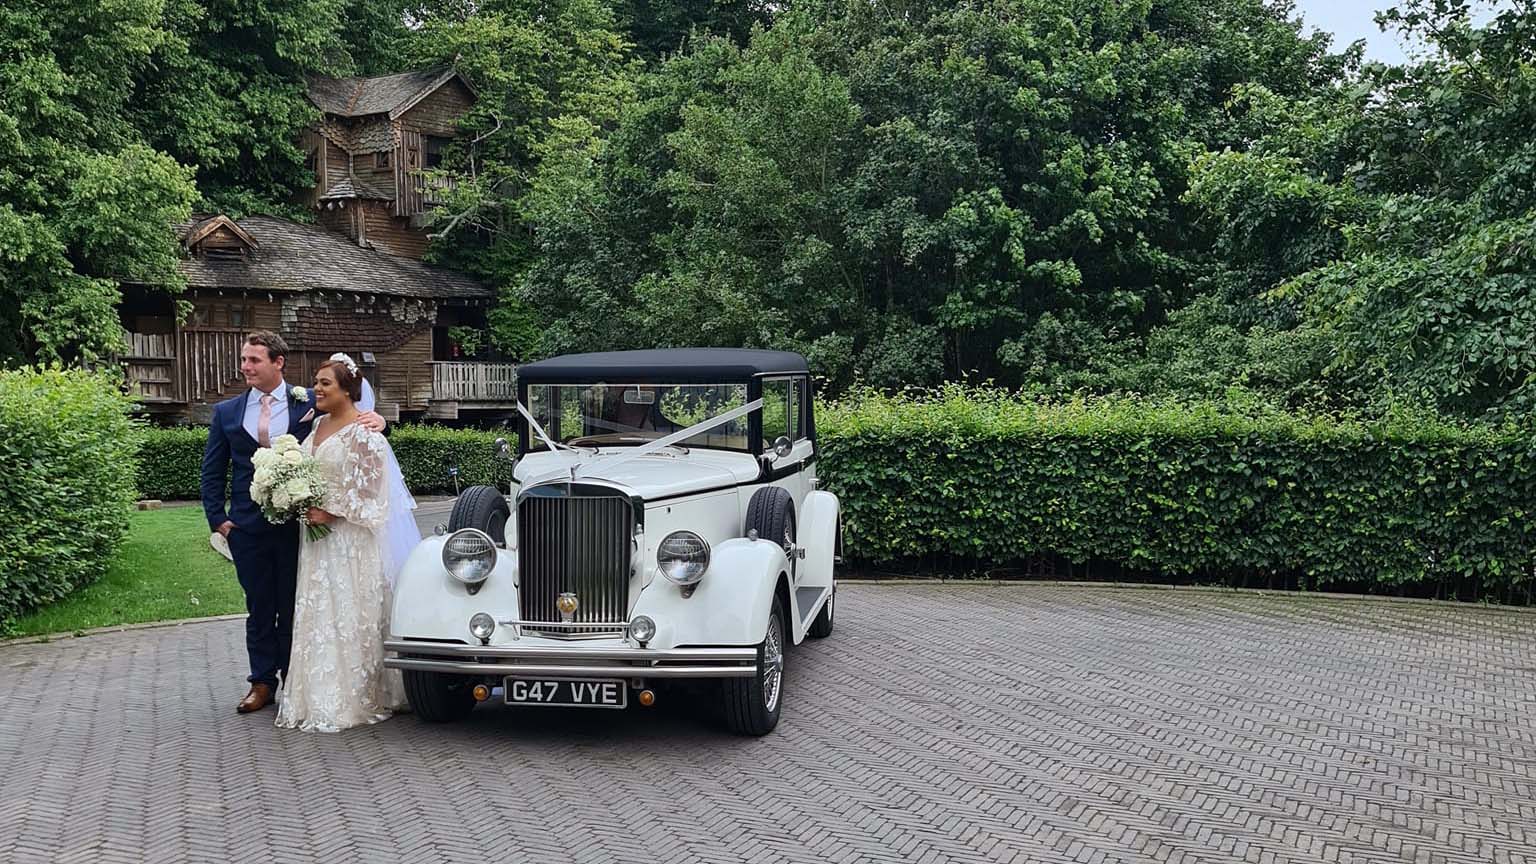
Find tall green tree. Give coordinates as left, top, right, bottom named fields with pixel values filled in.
left=1186, top=0, right=1536, bottom=417
left=614, top=0, right=772, bottom=59
left=1, top=0, right=198, bottom=364
left=403, top=0, right=639, bottom=358
left=513, top=0, right=1351, bottom=388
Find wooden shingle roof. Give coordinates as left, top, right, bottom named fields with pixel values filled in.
left=307, top=67, right=474, bottom=119
left=166, top=215, right=491, bottom=300
left=320, top=173, right=394, bottom=202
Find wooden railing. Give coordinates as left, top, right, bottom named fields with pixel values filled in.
left=431, top=361, right=517, bottom=402
left=122, top=332, right=177, bottom=402
left=121, top=327, right=248, bottom=404
left=178, top=327, right=247, bottom=402
left=416, top=172, right=455, bottom=206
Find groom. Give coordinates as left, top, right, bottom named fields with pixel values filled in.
left=201, top=331, right=384, bottom=714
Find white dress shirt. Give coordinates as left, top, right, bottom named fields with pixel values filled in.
left=243, top=380, right=292, bottom=443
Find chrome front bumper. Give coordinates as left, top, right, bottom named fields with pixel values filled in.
left=384, top=640, right=758, bottom=679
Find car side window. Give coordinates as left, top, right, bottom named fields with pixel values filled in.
left=761, top=378, right=792, bottom=452
left=790, top=378, right=806, bottom=441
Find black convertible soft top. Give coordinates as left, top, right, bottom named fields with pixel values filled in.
left=517, top=348, right=809, bottom=383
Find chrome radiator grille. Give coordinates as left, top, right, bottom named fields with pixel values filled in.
left=517, top=489, right=634, bottom=633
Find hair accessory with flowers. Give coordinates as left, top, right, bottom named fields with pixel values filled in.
left=328, top=352, right=359, bottom=375
left=289, top=385, right=308, bottom=402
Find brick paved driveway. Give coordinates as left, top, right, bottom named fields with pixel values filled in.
left=2, top=584, right=1533, bottom=864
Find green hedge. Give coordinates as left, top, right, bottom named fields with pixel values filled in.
left=136, top=423, right=513, bottom=500
left=134, top=391, right=1536, bottom=598
left=136, top=426, right=209, bottom=500
left=817, top=388, right=1536, bottom=596
left=390, top=424, right=514, bottom=494
left=1, top=368, right=139, bottom=630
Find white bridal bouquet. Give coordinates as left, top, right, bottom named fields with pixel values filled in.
left=251, top=434, right=332, bottom=541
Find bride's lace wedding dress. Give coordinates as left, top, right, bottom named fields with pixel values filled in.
left=276, top=419, right=407, bottom=732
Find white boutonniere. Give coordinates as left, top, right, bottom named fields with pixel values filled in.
left=289, top=385, right=308, bottom=402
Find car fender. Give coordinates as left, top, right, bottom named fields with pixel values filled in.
left=390, top=535, right=521, bottom=644
left=631, top=537, right=788, bottom=649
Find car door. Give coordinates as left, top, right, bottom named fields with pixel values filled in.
left=759, top=376, right=813, bottom=511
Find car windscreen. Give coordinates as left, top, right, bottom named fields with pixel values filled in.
left=524, top=383, right=751, bottom=452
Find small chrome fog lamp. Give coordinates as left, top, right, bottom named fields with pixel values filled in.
left=469, top=612, right=496, bottom=643
left=628, top=615, right=656, bottom=646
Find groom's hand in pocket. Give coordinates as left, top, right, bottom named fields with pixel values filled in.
left=358, top=411, right=385, bottom=433
left=217, top=520, right=235, bottom=538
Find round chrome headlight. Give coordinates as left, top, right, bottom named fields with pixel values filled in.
left=469, top=612, right=496, bottom=641
left=657, top=531, right=710, bottom=585
left=442, top=529, right=495, bottom=585
left=628, top=615, right=656, bottom=645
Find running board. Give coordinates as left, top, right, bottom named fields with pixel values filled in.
left=795, top=586, right=827, bottom=623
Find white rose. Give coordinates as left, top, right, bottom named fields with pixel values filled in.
left=290, top=386, right=308, bottom=401
left=282, top=449, right=304, bottom=466
left=272, top=488, right=291, bottom=511
left=273, top=434, right=300, bottom=454
left=253, top=466, right=274, bottom=485
left=284, top=477, right=310, bottom=500
left=252, top=449, right=277, bottom=469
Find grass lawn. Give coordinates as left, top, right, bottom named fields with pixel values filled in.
left=9, top=506, right=246, bottom=638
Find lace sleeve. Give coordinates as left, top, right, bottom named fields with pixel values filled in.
left=330, top=426, right=389, bottom=532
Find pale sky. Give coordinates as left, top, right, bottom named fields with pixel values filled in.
left=1290, top=0, right=1509, bottom=64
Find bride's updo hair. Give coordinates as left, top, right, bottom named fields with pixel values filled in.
left=317, top=357, right=363, bottom=403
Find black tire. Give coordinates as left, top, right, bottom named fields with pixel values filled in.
left=745, top=486, right=796, bottom=553
left=402, top=667, right=477, bottom=723
left=722, top=591, right=786, bottom=736
left=449, top=485, right=510, bottom=545
left=807, top=583, right=835, bottom=638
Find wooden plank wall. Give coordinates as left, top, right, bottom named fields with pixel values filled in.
left=325, top=143, right=348, bottom=194
left=363, top=202, right=428, bottom=258
left=375, top=328, right=434, bottom=408
left=400, top=81, right=473, bottom=135
left=395, top=129, right=423, bottom=217
left=315, top=205, right=359, bottom=244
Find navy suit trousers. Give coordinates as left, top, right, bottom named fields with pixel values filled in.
left=228, top=524, right=300, bottom=688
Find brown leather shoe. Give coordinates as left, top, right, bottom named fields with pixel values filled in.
left=237, top=683, right=275, bottom=714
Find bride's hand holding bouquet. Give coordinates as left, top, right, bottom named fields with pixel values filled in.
left=251, top=434, right=333, bottom=541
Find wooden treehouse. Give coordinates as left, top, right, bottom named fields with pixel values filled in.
left=118, top=67, right=518, bottom=423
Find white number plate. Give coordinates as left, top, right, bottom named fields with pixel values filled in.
left=504, top=677, right=628, bottom=709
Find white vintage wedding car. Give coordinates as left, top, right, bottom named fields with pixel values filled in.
left=384, top=349, right=839, bottom=735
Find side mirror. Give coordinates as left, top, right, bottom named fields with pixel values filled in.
left=773, top=435, right=793, bottom=459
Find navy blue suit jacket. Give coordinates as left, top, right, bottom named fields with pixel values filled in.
left=202, top=388, right=318, bottom=534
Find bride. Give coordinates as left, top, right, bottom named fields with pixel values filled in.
left=276, top=353, right=418, bottom=732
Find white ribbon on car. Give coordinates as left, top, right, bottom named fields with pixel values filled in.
left=575, top=398, right=763, bottom=478
left=515, top=399, right=568, bottom=454
left=515, top=397, right=765, bottom=483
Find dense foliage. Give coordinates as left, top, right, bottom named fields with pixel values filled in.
left=0, top=369, right=140, bottom=631
left=0, top=0, right=197, bottom=364
left=1180, top=1, right=1536, bottom=419
left=505, top=0, right=1352, bottom=389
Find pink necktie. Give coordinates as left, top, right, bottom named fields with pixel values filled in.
left=258, top=394, right=274, bottom=447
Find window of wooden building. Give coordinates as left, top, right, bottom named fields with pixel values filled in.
left=375, top=151, right=391, bottom=169
left=425, top=136, right=450, bottom=169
